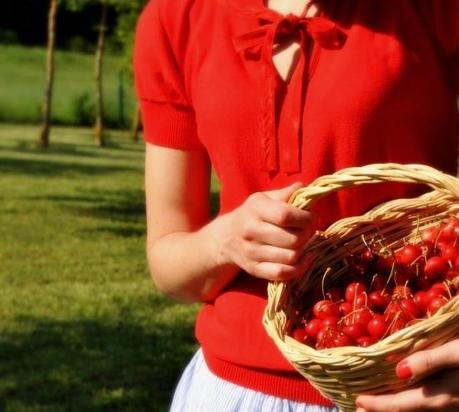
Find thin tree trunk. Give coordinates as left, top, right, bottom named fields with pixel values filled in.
left=94, top=1, right=108, bottom=147
left=130, top=102, right=141, bottom=142
left=39, top=0, right=59, bottom=148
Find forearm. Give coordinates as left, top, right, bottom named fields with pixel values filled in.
left=147, top=213, right=240, bottom=303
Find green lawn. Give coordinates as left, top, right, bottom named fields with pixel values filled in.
left=0, top=45, right=136, bottom=127
left=0, top=124, right=217, bottom=412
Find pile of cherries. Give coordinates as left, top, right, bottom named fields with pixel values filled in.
left=291, top=216, right=459, bottom=349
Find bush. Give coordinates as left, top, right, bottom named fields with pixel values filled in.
left=71, top=92, right=95, bottom=126
left=0, top=29, right=18, bottom=45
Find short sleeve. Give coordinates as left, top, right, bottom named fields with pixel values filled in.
left=416, top=0, right=459, bottom=58
left=134, top=0, right=204, bottom=150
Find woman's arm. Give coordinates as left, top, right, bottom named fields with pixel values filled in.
left=145, top=143, right=315, bottom=303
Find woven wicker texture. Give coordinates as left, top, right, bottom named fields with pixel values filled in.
left=263, top=163, right=459, bottom=412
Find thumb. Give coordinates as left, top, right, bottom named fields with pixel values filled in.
left=395, top=339, right=459, bottom=380
left=265, top=182, right=304, bottom=202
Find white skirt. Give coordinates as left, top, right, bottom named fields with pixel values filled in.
left=170, top=349, right=339, bottom=412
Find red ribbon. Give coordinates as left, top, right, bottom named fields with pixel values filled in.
left=233, top=10, right=345, bottom=173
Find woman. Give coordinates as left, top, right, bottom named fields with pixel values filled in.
left=134, top=0, right=459, bottom=410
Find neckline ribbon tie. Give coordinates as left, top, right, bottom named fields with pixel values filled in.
left=233, top=10, right=345, bottom=173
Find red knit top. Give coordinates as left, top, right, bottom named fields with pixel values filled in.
left=135, top=0, right=459, bottom=405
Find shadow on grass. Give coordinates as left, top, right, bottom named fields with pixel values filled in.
left=0, top=315, right=197, bottom=412
left=9, top=139, right=145, bottom=156
left=0, top=156, right=133, bottom=177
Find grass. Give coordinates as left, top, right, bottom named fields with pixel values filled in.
left=0, top=124, right=219, bottom=412
left=0, top=45, right=136, bottom=127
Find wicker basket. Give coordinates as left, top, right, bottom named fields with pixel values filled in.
left=263, top=163, right=459, bottom=412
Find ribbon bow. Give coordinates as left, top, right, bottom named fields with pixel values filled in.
left=233, top=10, right=345, bottom=173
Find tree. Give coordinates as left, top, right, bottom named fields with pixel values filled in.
left=94, top=0, right=108, bottom=146
left=112, top=0, right=148, bottom=142
left=39, top=0, right=59, bottom=148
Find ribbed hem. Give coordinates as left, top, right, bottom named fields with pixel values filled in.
left=139, top=99, right=204, bottom=150
left=202, top=349, right=335, bottom=407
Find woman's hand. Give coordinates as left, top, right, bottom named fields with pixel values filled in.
left=216, top=182, right=315, bottom=282
left=356, top=339, right=459, bottom=411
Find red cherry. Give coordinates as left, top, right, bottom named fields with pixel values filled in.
left=368, top=290, right=391, bottom=310
left=367, top=314, right=387, bottom=338
left=305, top=319, right=323, bottom=338
left=354, top=293, right=368, bottom=309
left=421, top=227, right=439, bottom=246
left=322, top=316, right=340, bottom=328
left=393, top=267, right=414, bottom=286
left=424, top=256, right=449, bottom=279
left=395, top=244, right=422, bottom=266
left=399, top=298, right=420, bottom=321
left=431, top=281, right=450, bottom=295
left=353, top=308, right=373, bottom=326
left=375, top=255, right=395, bottom=275
left=454, top=256, right=459, bottom=271
left=428, top=296, right=448, bottom=315
left=446, top=269, right=459, bottom=281
left=345, top=282, right=366, bottom=303
left=413, top=291, right=429, bottom=314
left=426, top=287, right=448, bottom=301
left=441, top=245, right=459, bottom=263
left=342, top=322, right=367, bottom=340
left=356, top=336, right=378, bottom=347
left=361, top=249, right=377, bottom=265
left=369, top=274, right=388, bottom=291
left=385, top=302, right=401, bottom=322
left=392, top=285, right=413, bottom=299
left=439, top=220, right=459, bottom=242
left=292, top=327, right=308, bottom=343
left=333, top=333, right=354, bottom=347
left=313, top=300, right=340, bottom=320
left=416, top=274, right=432, bottom=291
left=339, top=301, right=353, bottom=316
left=388, top=317, right=406, bottom=334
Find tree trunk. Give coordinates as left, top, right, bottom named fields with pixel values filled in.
left=39, top=0, right=59, bottom=148
left=94, top=1, right=108, bottom=147
left=130, top=102, right=141, bottom=142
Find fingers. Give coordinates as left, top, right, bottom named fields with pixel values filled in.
left=395, top=339, right=459, bottom=381
left=357, top=387, right=435, bottom=412
left=251, top=253, right=313, bottom=281
left=356, top=374, right=459, bottom=412
left=264, top=181, right=303, bottom=202
left=248, top=192, right=314, bottom=230
left=242, top=222, right=312, bottom=249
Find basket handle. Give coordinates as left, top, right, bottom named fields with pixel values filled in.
left=289, top=163, right=459, bottom=209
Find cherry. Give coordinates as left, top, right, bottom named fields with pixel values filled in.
left=353, top=308, right=373, bottom=326
left=421, top=227, right=439, bottom=246
left=342, top=322, right=367, bottom=340
left=339, top=301, right=353, bottom=316
left=292, top=328, right=308, bottom=343
left=313, top=300, right=340, bottom=320
left=368, top=290, right=391, bottom=311
left=399, top=298, right=420, bottom=321
left=367, top=314, right=387, bottom=338
left=441, top=245, right=459, bottom=263
left=305, top=319, right=323, bottom=338
left=356, top=336, right=378, bottom=347
left=428, top=296, right=448, bottom=315
left=424, top=256, right=449, bottom=279
left=395, top=244, right=422, bottom=266
left=333, top=333, right=354, bottom=347
left=369, top=273, right=388, bottom=291
left=413, top=291, right=429, bottom=314
left=345, top=282, right=366, bottom=303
